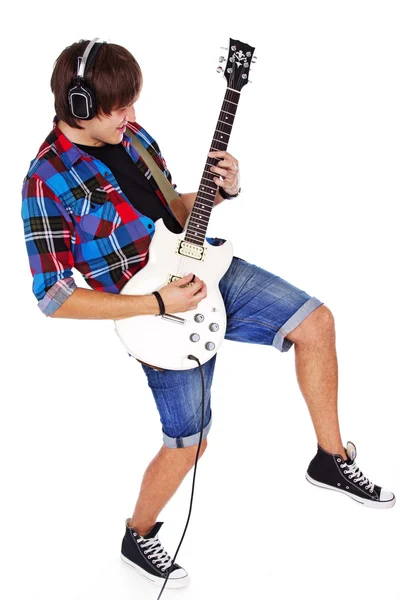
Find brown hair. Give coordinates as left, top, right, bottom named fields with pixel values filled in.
left=50, top=39, right=143, bottom=129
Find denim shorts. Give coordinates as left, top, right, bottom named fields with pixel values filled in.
left=140, top=256, right=324, bottom=449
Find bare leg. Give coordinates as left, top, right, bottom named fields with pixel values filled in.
left=129, top=440, right=207, bottom=536
left=285, top=305, right=347, bottom=460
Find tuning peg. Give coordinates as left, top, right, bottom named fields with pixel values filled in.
left=219, top=56, right=226, bottom=63
left=252, top=56, right=258, bottom=63
left=217, top=66, right=224, bottom=73
left=220, top=46, right=228, bottom=50
left=248, top=80, right=253, bottom=83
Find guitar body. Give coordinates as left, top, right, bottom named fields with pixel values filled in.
left=114, top=218, right=233, bottom=370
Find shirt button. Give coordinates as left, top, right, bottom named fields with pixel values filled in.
left=104, top=171, right=110, bottom=176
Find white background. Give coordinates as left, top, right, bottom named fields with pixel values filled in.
left=2, top=0, right=399, bottom=599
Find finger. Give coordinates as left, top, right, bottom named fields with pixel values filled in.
left=212, top=159, right=238, bottom=171
left=188, top=279, right=204, bottom=295
left=213, top=176, right=236, bottom=188
left=208, top=151, right=229, bottom=159
left=171, top=273, right=193, bottom=286
left=194, top=286, right=207, bottom=302
left=210, top=166, right=229, bottom=177
left=193, top=281, right=207, bottom=297
left=180, top=273, right=194, bottom=281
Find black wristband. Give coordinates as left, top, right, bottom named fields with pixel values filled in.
left=152, top=290, right=165, bottom=315
left=218, top=186, right=241, bottom=200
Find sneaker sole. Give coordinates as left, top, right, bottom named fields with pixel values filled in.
left=120, top=553, right=190, bottom=588
left=305, top=473, right=396, bottom=509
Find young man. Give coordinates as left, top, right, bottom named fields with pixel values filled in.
left=21, top=39, right=395, bottom=590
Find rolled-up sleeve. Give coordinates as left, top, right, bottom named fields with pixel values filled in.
left=21, top=176, right=77, bottom=316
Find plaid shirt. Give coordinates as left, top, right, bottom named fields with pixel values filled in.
left=21, top=117, right=224, bottom=316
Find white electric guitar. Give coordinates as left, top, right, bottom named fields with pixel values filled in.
left=114, top=39, right=256, bottom=370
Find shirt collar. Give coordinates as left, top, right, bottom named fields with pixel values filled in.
left=48, top=115, right=85, bottom=169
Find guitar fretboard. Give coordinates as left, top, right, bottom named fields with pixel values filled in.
left=184, top=87, right=241, bottom=246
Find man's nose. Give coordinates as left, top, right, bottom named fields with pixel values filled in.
left=126, top=104, right=136, bottom=121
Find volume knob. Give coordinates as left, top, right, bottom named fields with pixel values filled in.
left=190, top=333, right=200, bottom=342
left=209, top=323, right=219, bottom=332
left=205, top=341, right=215, bottom=351
left=194, top=313, right=205, bottom=323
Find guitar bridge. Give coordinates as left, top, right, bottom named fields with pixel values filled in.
left=176, top=240, right=206, bottom=261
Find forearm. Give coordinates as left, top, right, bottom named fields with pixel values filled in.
left=170, top=190, right=225, bottom=227
left=50, top=286, right=159, bottom=320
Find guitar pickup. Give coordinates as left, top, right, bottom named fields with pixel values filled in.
left=176, top=240, right=206, bottom=261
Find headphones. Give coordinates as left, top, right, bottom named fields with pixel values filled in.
left=68, top=37, right=106, bottom=120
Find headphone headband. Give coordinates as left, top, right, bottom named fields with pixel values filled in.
left=77, top=37, right=101, bottom=78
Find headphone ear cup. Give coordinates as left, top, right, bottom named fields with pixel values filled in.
left=68, top=80, right=97, bottom=120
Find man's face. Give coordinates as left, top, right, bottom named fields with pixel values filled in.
left=77, top=94, right=139, bottom=146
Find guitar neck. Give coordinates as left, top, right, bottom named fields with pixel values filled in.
left=184, top=87, right=241, bottom=246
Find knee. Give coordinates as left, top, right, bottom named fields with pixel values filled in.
left=306, top=305, right=335, bottom=342
left=287, top=304, right=335, bottom=345
left=312, top=304, right=334, bottom=327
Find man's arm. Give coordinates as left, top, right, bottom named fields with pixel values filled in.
left=21, top=176, right=160, bottom=319
left=169, top=191, right=226, bottom=228
left=50, top=286, right=159, bottom=319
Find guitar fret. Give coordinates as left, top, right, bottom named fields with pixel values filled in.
left=201, top=176, right=216, bottom=187
left=197, top=189, right=215, bottom=199
left=199, top=183, right=217, bottom=194
left=218, top=119, right=233, bottom=127
left=192, top=201, right=211, bottom=210
left=203, top=169, right=217, bottom=177
left=188, top=222, right=207, bottom=232
left=197, top=184, right=217, bottom=196
left=192, top=200, right=212, bottom=210
left=190, top=215, right=207, bottom=226
left=191, top=210, right=211, bottom=221
left=215, top=127, right=232, bottom=135
left=186, top=232, right=205, bottom=241
left=220, top=109, right=235, bottom=117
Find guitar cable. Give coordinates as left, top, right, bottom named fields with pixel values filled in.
left=156, top=353, right=205, bottom=599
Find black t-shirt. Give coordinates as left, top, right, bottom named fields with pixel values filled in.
left=75, top=141, right=183, bottom=234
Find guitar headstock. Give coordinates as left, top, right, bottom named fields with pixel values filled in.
left=217, top=38, right=256, bottom=92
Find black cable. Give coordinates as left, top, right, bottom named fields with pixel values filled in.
left=156, top=354, right=205, bottom=599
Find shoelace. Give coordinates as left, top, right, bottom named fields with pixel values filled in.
left=340, top=461, right=374, bottom=492
left=138, top=534, right=173, bottom=572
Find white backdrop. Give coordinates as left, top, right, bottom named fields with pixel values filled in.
left=2, top=1, right=399, bottom=599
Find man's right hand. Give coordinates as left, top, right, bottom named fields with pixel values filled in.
left=156, top=273, right=207, bottom=314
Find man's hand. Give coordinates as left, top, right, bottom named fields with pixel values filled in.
left=157, top=273, right=207, bottom=313
left=208, top=150, right=240, bottom=197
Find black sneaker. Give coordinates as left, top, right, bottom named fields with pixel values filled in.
left=120, top=519, right=190, bottom=588
left=306, top=441, right=396, bottom=509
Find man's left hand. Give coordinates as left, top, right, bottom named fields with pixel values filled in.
left=208, top=151, right=240, bottom=197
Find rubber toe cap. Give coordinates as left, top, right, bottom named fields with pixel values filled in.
left=380, top=488, right=395, bottom=502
